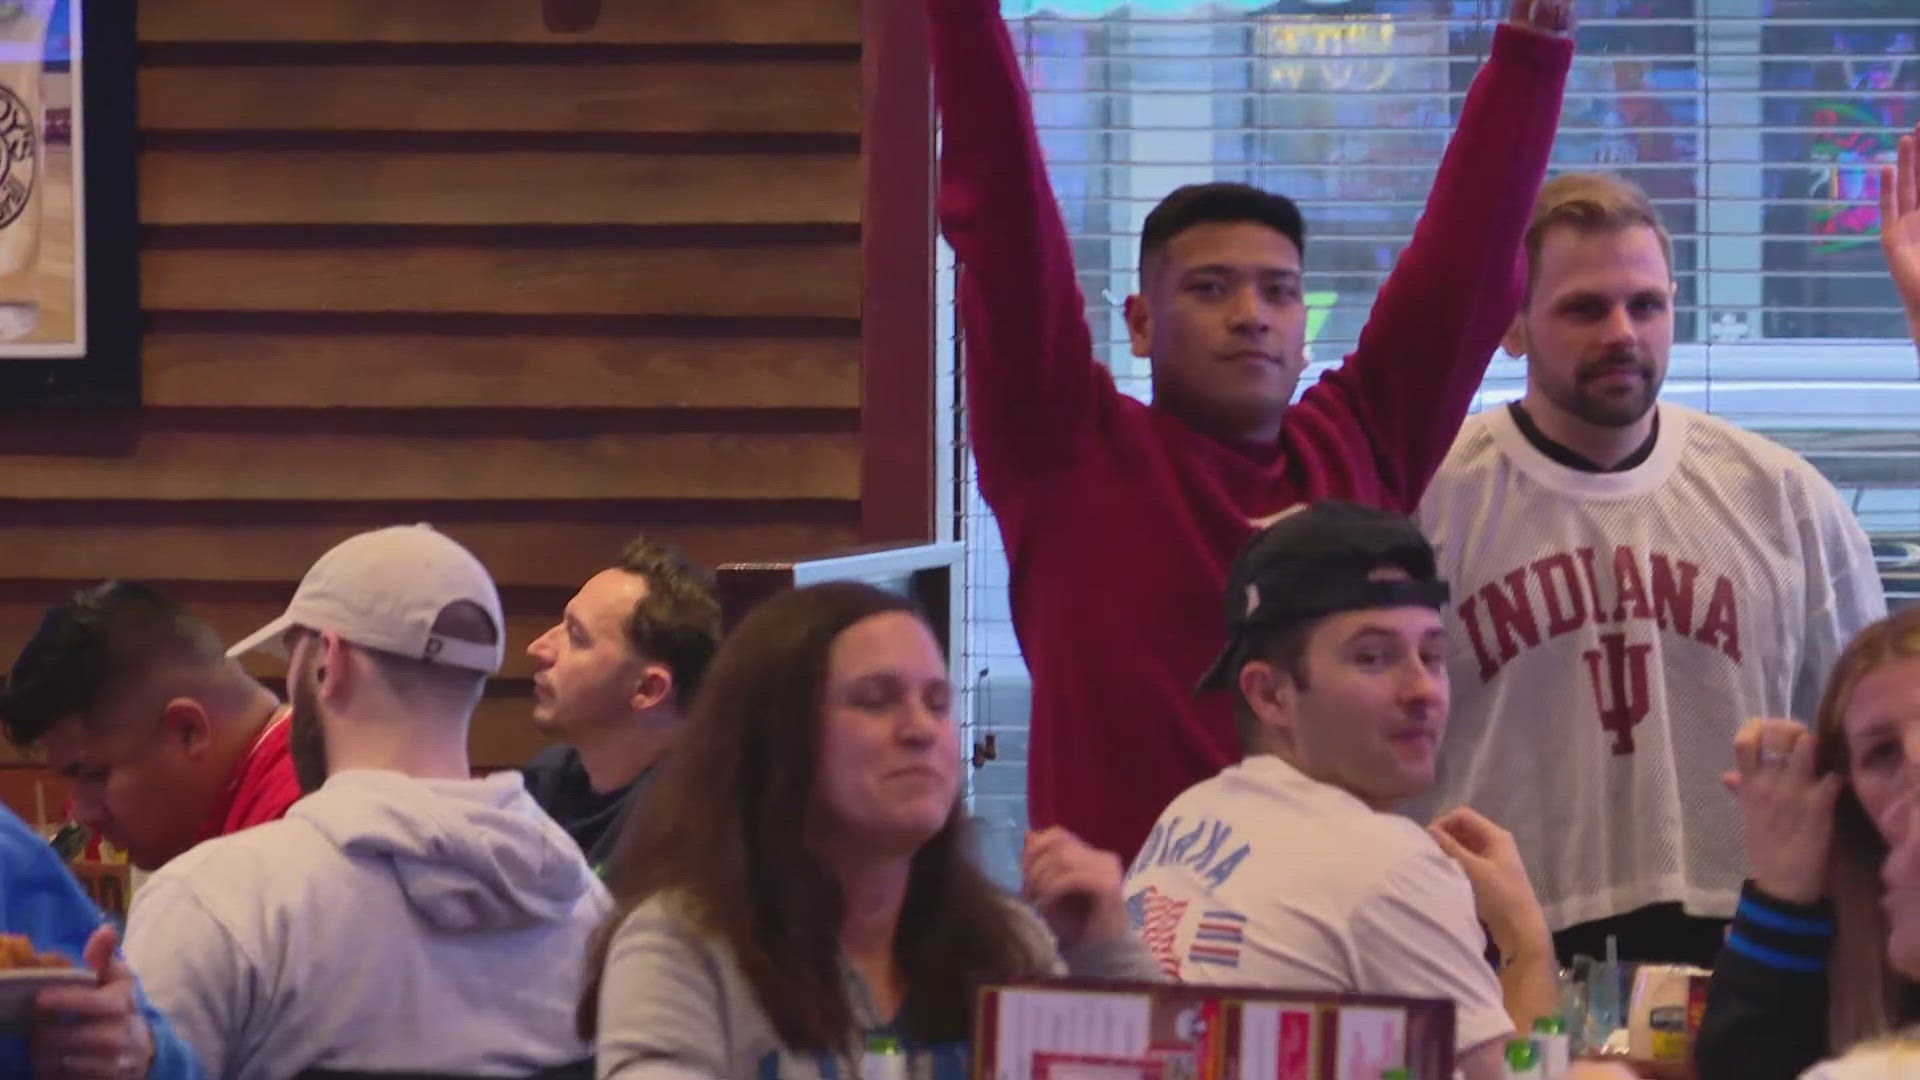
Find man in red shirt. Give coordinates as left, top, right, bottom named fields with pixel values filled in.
left=0, top=580, right=299, bottom=870
left=931, top=0, right=1576, bottom=859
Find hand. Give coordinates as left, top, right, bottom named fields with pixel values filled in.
left=1429, top=807, right=1550, bottom=956
left=1723, top=718, right=1840, bottom=906
left=1505, top=0, right=1575, bottom=37
left=30, top=924, right=155, bottom=1080
left=1880, top=124, right=1920, bottom=323
left=1022, top=827, right=1129, bottom=953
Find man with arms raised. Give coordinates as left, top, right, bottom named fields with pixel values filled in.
left=930, top=0, right=1576, bottom=859
left=1125, top=502, right=1556, bottom=1080
left=0, top=581, right=298, bottom=871
left=1414, top=173, right=1884, bottom=964
left=126, top=525, right=608, bottom=1078
left=522, top=535, right=721, bottom=871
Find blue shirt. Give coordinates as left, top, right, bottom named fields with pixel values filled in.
left=0, top=804, right=203, bottom=1078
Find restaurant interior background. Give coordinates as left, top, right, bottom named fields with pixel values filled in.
left=951, top=0, right=1920, bottom=885
left=0, top=0, right=918, bottom=890
left=0, top=0, right=1914, bottom=898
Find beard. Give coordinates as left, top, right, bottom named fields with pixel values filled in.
left=289, top=662, right=330, bottom=795
left=1547, top=346, right=1662, bottom=428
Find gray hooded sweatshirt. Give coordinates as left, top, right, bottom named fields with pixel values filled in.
left=126, top=769, right=612, bottom=1079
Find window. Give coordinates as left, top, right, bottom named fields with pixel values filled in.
left=952, top=0, right=1920, bottom=881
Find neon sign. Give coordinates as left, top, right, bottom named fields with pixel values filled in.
left=1806, top=98, right=1900, bottom=253
left=1260, top=15, right=1403, bottom=92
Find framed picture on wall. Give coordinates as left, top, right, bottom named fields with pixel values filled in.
left=0, top=0, right=138, bottom=407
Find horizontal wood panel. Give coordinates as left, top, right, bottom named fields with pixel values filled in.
left=141, top=0, right=863, bottom=46
left=140, top=63, right=862, bottom=135
left=0, top=511, right=857, bottom=589
left=0, top=425, right=859, bottom=501
left=0, top=592, right=568, bottom=681
left=142, top=242, right=861, bottom=318
left=0, top=687, right=552, bottom=785
left=471, top=687, right=552, bottom=770
left=144, top=329, right=861, bottom=409
left=143, top=151, right=861, bottom=227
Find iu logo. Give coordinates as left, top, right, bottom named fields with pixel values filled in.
left=1582, top=632, right=1653, bottom=755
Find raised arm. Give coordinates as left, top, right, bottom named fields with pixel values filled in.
left=1314, top=0, right=1574, bottom=510
left=1878, top=122, right=1920, bottom=357
left=930, top=0, right=1112, bottom=485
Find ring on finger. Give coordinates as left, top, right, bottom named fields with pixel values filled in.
left=1758, top=748, right=1793, bottom=768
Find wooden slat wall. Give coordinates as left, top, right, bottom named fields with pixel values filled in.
left=0, top=0, right=894, bottom=818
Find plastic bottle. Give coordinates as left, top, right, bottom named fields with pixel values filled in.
left=863, top=1033, right=907, bottom=1080
left=1532, top=1016, right=1570, bottom=1079
left=1505, top=1038, right=1542, bottom=1079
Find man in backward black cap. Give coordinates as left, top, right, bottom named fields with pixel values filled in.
left=1120, top=501, right=1558, bottom=1080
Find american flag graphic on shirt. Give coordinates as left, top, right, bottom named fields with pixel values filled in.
left=1124, top=886, right=1188, bottom=978
left=1186, top=909, right=1247, bottom=969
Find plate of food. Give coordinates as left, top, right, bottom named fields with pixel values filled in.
left=0, top=933, right=92, bottom=1030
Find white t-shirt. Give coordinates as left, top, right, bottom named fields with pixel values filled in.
left=1123, top=755, right=1513, bottom=1058
left=1801, top=1046, right=1920, bottom=1080
left=1413, top=403, right=1884, bottom=929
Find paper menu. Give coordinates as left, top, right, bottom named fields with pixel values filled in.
left=1235, top=1004, right=1317, bottom=1080
left=1331, top=1007, right=1406, bottom=1079
left=974, top=979, right=1452, bottom=1080
left=994, top=988, right=1153, bottom=1080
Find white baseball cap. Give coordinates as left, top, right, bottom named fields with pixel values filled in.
left=227, top=524, right=504, bottom=674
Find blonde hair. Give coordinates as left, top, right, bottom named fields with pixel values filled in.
left=1522, top=172, right=1674, bottom=299
left=1813, top=605, right=1920, bottom=1053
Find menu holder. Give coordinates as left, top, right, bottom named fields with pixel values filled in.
left=974, top=978, right=1454, bottom=1080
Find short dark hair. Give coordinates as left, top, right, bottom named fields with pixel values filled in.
left=0, top=580, right=225, bottom=748
left=615, top=536, right=721, bottom=711
left=1140, top=182, right=1307, bottom=283
left=1230, top=620, right=1314, bottom=752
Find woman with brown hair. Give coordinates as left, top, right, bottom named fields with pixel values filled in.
left=1695, top=604, right=1920, bottom=1080
left=1797, top=779, right=1920, bottom=1079
left=580, top=582, right=1158, bottom=1080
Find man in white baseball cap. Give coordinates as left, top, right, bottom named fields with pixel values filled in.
left=125, top=524, right=609, bottom=1079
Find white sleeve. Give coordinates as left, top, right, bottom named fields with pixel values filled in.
left=595, top=905, right=731, bottom=1080
left=1791, top=471, right=1886, bottom=721
left=124, top=873, right=252, bottom=1079
left=1798, top=1048, right=1917, bottom=1080
left=1348, top=849, right=1514, bottom=1059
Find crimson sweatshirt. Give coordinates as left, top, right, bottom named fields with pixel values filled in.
left=931, top=0, right=1572, bottom=863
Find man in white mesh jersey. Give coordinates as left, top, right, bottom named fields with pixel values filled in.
left=1412, top=172, right=1885, bottom=967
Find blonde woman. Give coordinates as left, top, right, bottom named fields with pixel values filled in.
left=1697, top=606, right=1920, bottom=1079
left=1803, top=774, right=1920, bottom=1077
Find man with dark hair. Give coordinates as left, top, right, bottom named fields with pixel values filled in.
left=126, top=524, right=607, bottom=1078
left=929, top=0, right=1577, bottom=860
left=522, top=535, right=721, bottom=869
left=0, top=580, right=298, bottom=871
left=1124, top=502, right=1555, bottom=1080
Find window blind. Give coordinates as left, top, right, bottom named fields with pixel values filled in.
left=949, top=0, right=1920, bottom=879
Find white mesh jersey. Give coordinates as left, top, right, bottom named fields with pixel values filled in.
left=1410, top=402, right=1884, bottom=929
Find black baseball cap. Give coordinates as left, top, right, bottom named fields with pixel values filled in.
left=1194, top=500, right=1451, bottom=693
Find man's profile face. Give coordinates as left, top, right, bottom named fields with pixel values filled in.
left=526, top=568, right=652, bottom=741
left=40, top=699, right=206, bottom=871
